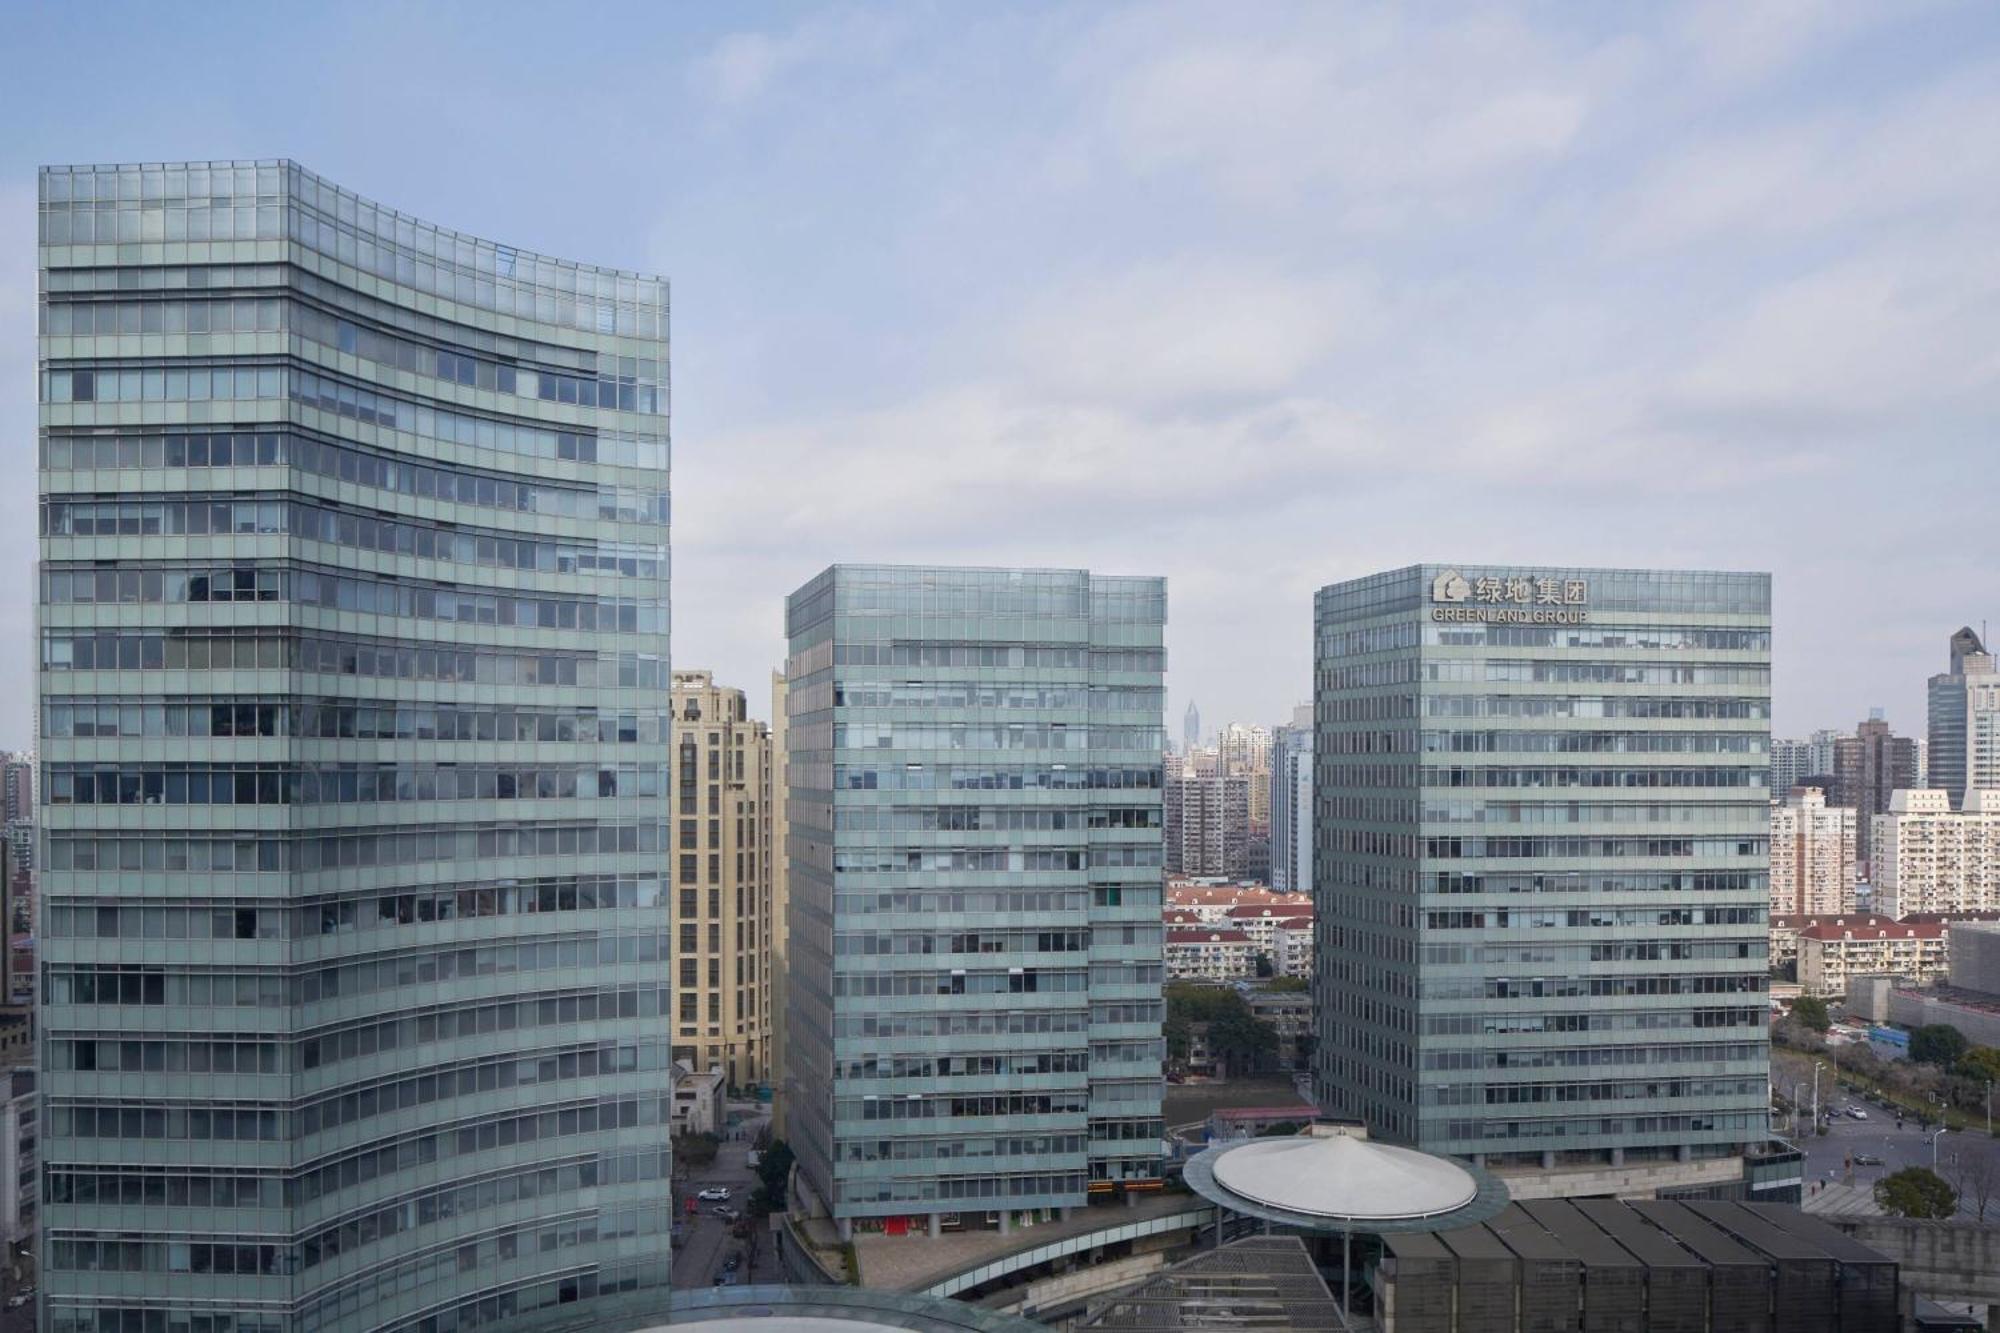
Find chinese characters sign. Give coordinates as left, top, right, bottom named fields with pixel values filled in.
left=1430, top=570, right=1589, bottom=623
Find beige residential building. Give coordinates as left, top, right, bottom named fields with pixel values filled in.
left=671, top=670, right=774, bottom=1089
left=1166, top=927, right=1255, bottom=981
left=1767, top=787, right=1857, bottom=915
left=1873, top=787, right=2000, bottom=918
left=1797, top=919, right=1947, bottom=997
left=769, top=669, right=792, bottom=1137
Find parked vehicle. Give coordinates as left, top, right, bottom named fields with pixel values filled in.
left=697, top=1187, right=732, bottom=1202
left=1854, top=1153, right=1883, bottom=1166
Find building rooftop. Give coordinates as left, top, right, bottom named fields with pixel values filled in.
left=1798, top=922, right=1945, bottom=942
left=661, top=1286, right=1046, bottom=1332
left=1077, top=1236, right=1343, bottom=1331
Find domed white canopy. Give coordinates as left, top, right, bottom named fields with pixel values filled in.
left=1210, top=1128, right=1479, bottom=1222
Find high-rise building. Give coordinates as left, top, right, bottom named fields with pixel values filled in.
left=1164, top=773, right=1250, bottom=878
left=0, top=756, right=32, bottom=827
left=1768, top=787, right=1857, bottom=916
left=1269, top=706, right=1314, bottom=894
left=769, top=669, right=793, bottom=1139
left=670, top=670, right=774, bottom=1088
left=1830, top=713, right=1918, bottom=866
left=1873, top=787, right=2000, bottom=918
left=1313, top=565, right=1770, bottom=1184
left=1770, top=730, right=1840, bottom=794
left=1218, top=723, right=1272, bottom=778
left=37, top=161, right=674, bottom=1330
left=783, top=565, right=1167, bottom=1239
left=1928, top=627, right=2000, bottom=809
left=1183, top=700, right=1202, bottom=750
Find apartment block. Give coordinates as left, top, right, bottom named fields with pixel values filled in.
left=1767, top=787, right=1857, bottom=915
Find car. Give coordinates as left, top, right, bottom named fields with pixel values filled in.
left=1849, top=1108, right=1868, bottom=1119
left=697, top=1187, right=732, bottom=1202
left=715, top=1206, right=741, bottom=1221
left=1855, top=1153, right=1883, bottom=1166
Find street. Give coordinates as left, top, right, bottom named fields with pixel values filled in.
left=672, top=1108, right=785, bottom=1291
left=1795, top=1094, right=2000, bottom=1221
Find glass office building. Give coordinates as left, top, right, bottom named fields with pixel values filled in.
left=783, top=567, right=1167, bottom=1238
left=36, top=162, right=673, bottom=1332
left=1311, top=566, right=1771, bottom=1175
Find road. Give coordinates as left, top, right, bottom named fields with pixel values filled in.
left=672, top=1108, right=784, bottom=1291
left=1796, top=1093, right=2000, bottom=1221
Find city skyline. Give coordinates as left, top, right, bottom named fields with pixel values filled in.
left=4, top=3, right=2000, bottom=747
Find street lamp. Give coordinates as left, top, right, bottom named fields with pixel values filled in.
left=1813, top=1061, right=1826, bottom=1128
left=1792, top=1081, right=1805, bottom=1138
left=1930, top=1126, right=1948, bottom=1173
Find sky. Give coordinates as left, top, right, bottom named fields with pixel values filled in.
left=3, top=0, right=1998, bottom=749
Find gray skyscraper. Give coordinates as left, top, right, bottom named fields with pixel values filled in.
left=1312, top=565, right=1771, bottom=1190
left=37, top=161, right=673, bottom=1331
left=1183, top=699, right=1202, bottom=750
left=783, top=566, right=1167, bottom=1239
left=1830, top=713, right=1918, bottom=865
left=1269, top=708, right=1313, bottom=894
left=1928, top=626, right=2000, bottom=810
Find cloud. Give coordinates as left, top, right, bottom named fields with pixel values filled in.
left=1009, top=260, right=1373, bottom=408
left=694, top=32, right=801, bottom=109
left=1073, top=9, right=1600, bottom=211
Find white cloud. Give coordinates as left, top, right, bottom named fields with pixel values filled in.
left=694, top=32, right=798, bottom=108
left=1009, top=260, right=1372, bottom=407
left=1075, top=9, right=1599, bottom=210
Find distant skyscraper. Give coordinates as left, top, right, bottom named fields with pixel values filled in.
left=1269, top=708, right=1313, bottom=894
left=1830, top=713, right=1918, bottom=866
left=1929, top=627, right=2000, bottom=809
left=784, top=565, right=1167, bottom=1239
left=37, top=161, right=674, bottom=1329
left=1769, top=787, right=1857, bottom=915
left=1313, top=565, right=1770, bottom=1187
left=1184, top=699, right=1202, bottom=750
left=1771, top=730, right=1841, bottom=794
left=670, top=670, right=774, bottom=1088
left=0, top=758, right=31, bottom=827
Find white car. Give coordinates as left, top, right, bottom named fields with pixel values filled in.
left=697, top=1187, right=732, bottom=1202
left=1848, top=1108, right=1868, bottom=1120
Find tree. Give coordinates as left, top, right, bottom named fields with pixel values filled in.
left=1790, top=996, right=1832, bottom=1032
left=1208, top=1007, right=1279, bottom=1077
left=1947, top=1152, right=1998, bottom=1223
left=673, top=1132, right=720, bottom=1169
left=748, top=1139, right=796, bottom=1219
left=1911, top=1025, right=1971, bottom=1070
left=1253, top=954, right=1275, bottom=978
left=1874, top=1167, right=1958, bottom=1219
left=1955, top=1045, right=2000, bottom=1083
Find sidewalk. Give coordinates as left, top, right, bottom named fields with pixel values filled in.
left=1802, top=1181, right=1883, bottom=1218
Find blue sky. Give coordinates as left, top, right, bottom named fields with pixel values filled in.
left=4, top=0, right=1998, bottom=746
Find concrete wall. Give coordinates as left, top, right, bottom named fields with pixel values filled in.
left=1830, top=1218, right=2000, bottom=1304
left=1494, top=1155, right=1744, bottom=1201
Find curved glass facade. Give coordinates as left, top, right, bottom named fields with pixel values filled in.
left=36, top=161, right=671, bottom=1332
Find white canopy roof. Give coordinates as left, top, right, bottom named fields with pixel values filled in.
left=1209, top=1128, right=1479, bottom=1222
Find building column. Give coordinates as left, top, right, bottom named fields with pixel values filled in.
left=1541, top=1151, right=1555, bottom=1170
left=999, top=1211, right=1013, bottom=1237
left=1677, top=1144, right=1692, bottom=1163
left=1058, top=1206, right=1071, bottom=1222
left=1611, top=1147, right=1625, bottom=1167
left=929, top=1214, right=941, bottom=1238
left=838, top=1217, right=853, bottom=1242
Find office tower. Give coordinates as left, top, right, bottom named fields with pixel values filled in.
left=1164, top=773, right=1250, bottom=877
left=1873, top=788, right=2000, bottom=917
left=1269, top=706, right=1314, bottom=894
left=1916, top=737, right=1930, bottom=788
left=670, top=671, right=774, bottom=1088
left=1928, top=626, right=2000, bottom=809
left=769, top=670, right=792, bottom=1138
left=1313, top=565, right=1770, bottom=1183
left=1768, top=787, right=1857, bottom=915
left=784, top=565, right=1167, bottom=1239
left=37, top=161, right=673, bottom=1331
left=1829, top=713, right=1918, bottom=865
left=1184, top=700, right=1201, bottom=750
